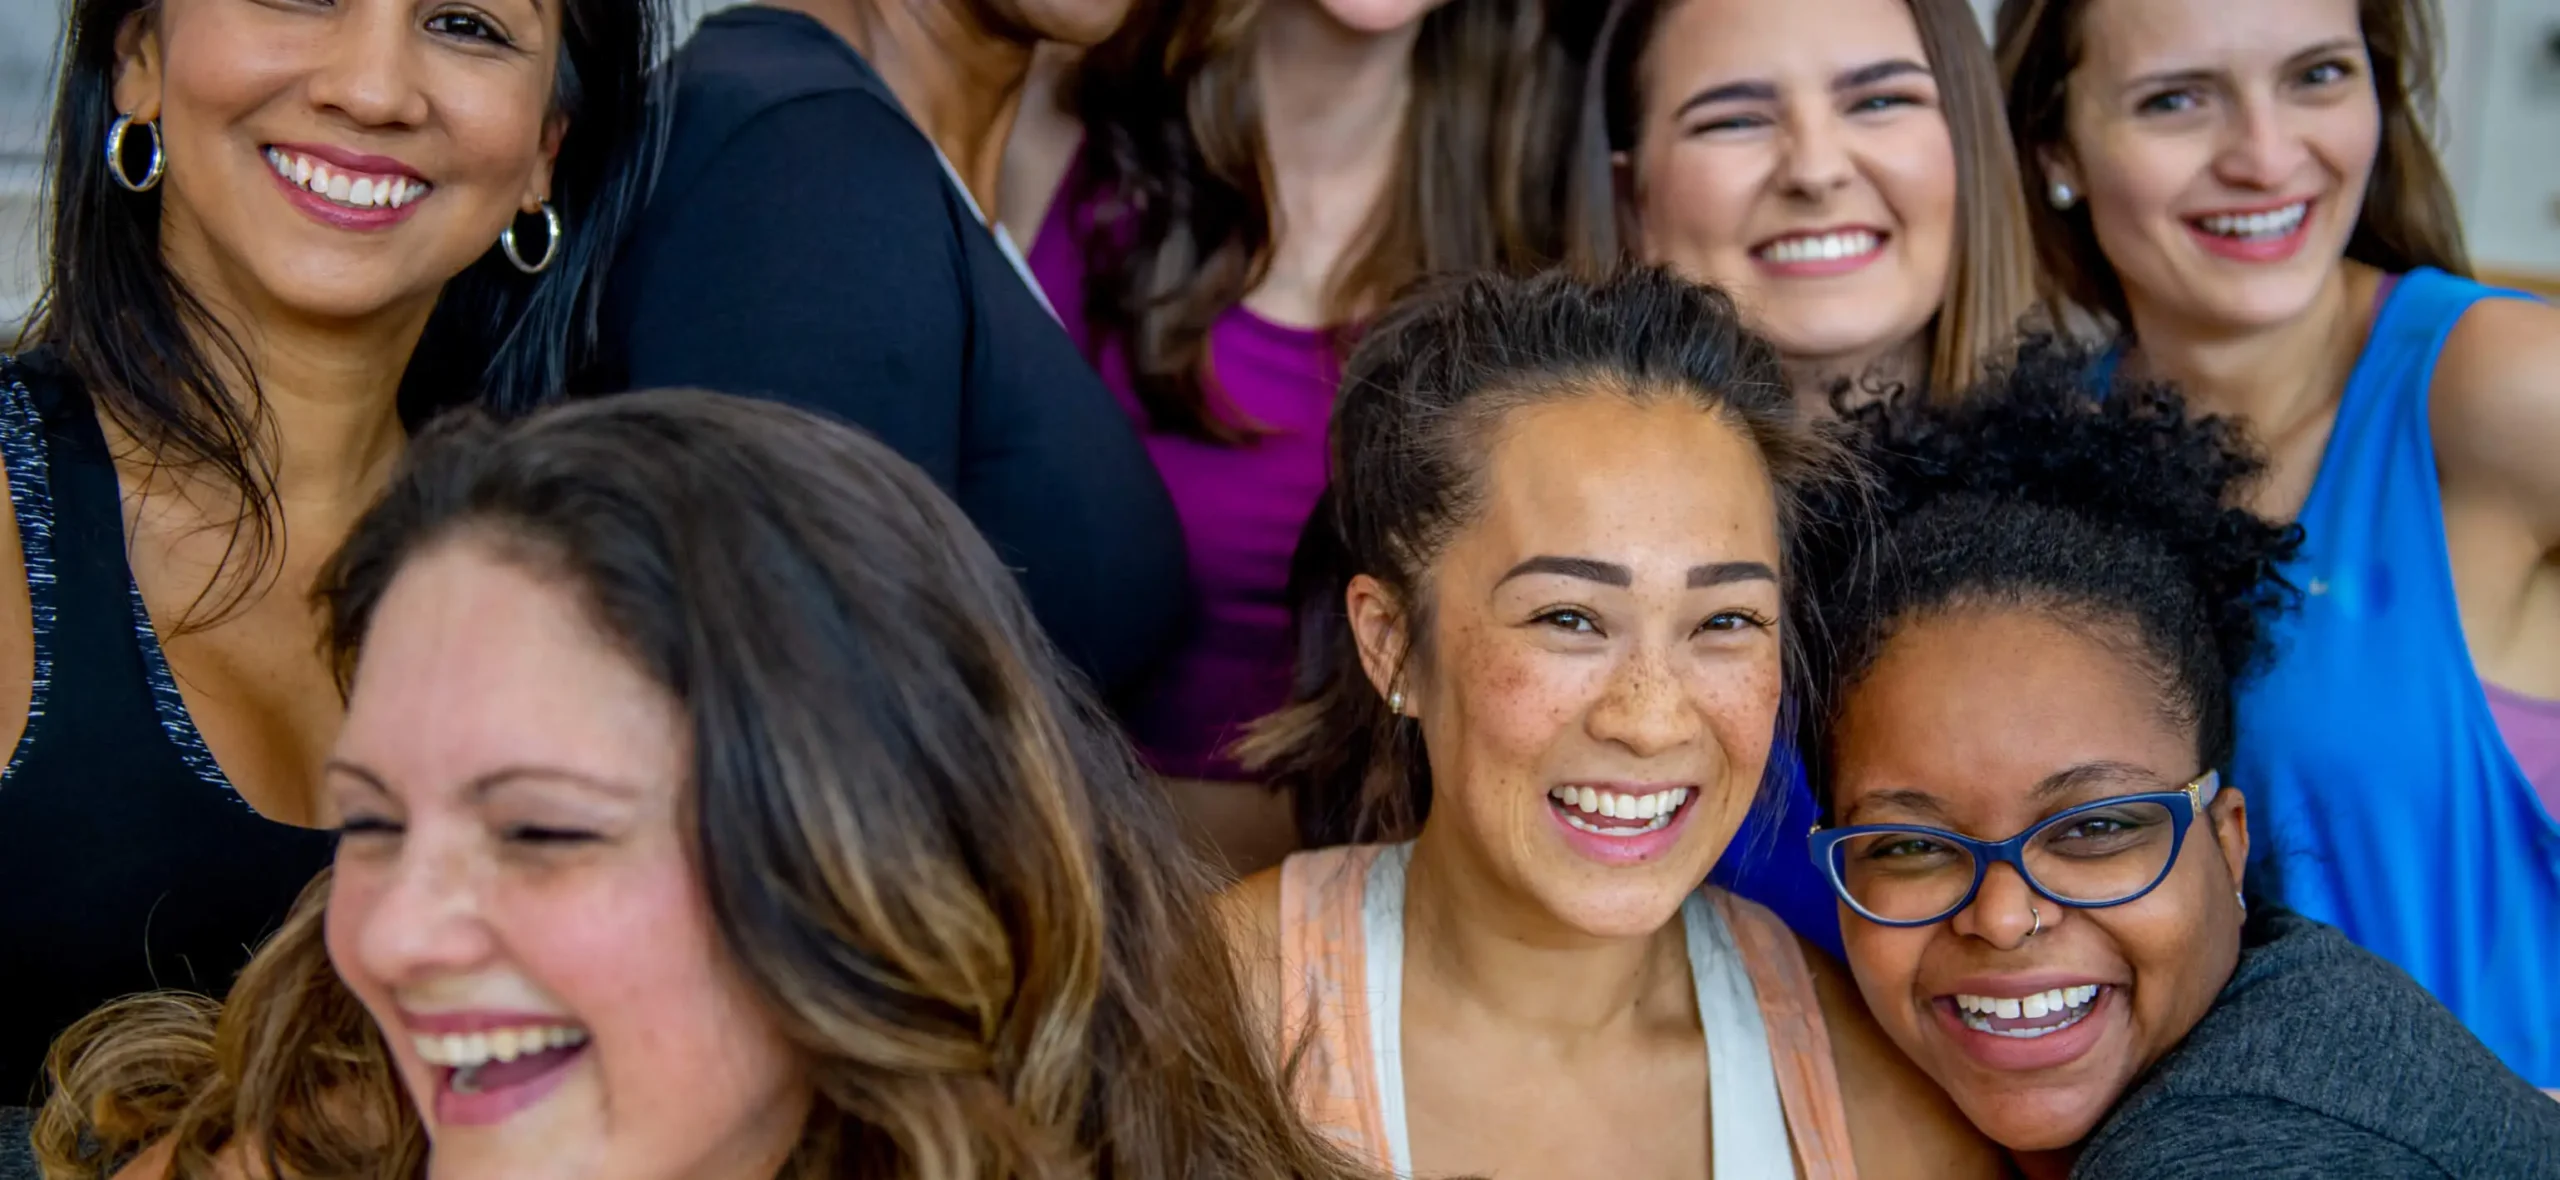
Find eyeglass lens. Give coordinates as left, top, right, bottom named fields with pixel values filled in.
left=1830, top=800, right=2182, bottom=922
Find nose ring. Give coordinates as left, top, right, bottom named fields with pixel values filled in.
left=2026, top=903, right=2044, bottom=940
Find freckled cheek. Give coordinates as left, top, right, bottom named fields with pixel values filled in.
left=1439, top=639, right=1601, bottom=774
left=1687, top=654, right=1782, bottom=763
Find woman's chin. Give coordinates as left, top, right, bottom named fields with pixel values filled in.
left=1948, top=1081, right=2116, bottom=1155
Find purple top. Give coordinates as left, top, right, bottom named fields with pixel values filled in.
left=1030, top=189, right=1337, bottom=781
left=2487, top=683, right=2560, bottom=826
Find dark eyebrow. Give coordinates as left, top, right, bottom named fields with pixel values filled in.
left=1689, top=561, right=1776, bottom=589
left=1675, top=58, right=1931, bottom=120
left=1674, top=79, right=1779, bottom=119
left=1841, top=761, right=2164, bottom=826
left=1844, top=788, right=1946, bottom=826
left=2029, top=760, right=2163, bottom=801
left=1835, top=59, right=1932, bottom=92
left=1498, top=556, right=1631, bottom=588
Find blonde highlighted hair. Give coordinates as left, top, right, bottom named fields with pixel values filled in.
left=38, top=392, right=1372, bottom=1180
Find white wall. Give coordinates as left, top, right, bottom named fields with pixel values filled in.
left=1, top=0, right=58, bottom=341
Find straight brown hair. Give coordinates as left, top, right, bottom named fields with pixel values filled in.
left=1064, top=0, right=1575, bottom=444
left=1568, top=0, right=2042, bottom=400
left=1994, top=0, right=2471, bottom=326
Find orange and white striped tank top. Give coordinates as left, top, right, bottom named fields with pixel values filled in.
left=1274, top=842, right=1860, bottom=1178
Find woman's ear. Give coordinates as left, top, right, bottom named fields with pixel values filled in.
left=2039, top=145, right=2084, bottom=204
left=2208, top=784, right=2250, bottom=889
left=111, top=9, right=165, bottom=123
left=523, top=115, right=568, bottom=213
left=1344, top=574, right=1411, bottom=713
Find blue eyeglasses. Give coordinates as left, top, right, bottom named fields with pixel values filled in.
left=1810, top=770, right=2219, bottom=927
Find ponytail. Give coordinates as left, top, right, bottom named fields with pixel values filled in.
left=1235, top=489, right=1429, bottom=846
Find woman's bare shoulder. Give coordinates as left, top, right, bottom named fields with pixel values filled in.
left=2435, top=294, right=2560, bottom=542
left=1802, top=936, right=2007, bottom=1180
left=1214, top=864, right=1287, bottom=1030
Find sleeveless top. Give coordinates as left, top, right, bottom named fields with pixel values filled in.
left=1276, top=843, right=1859, bottom=1177
left=2226, top=267, right=2559, bottom=1087
left=0, top=351, right=336, bottom=1105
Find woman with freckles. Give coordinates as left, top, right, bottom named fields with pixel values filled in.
left=1997, top=0, right=2560, bottom=1085
left=37, top=391, right=1377, bottom=1180
left=1796, top=341, right=2560, bottom=1178
left=1229, top=267, right=1999, bottom=1179
left=1565, top=0, right=2042, bottom=956
left=0, top=0, right=659, bottom=1127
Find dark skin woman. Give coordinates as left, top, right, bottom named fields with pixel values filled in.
left=1797, top=340, right=2560, bottom=1178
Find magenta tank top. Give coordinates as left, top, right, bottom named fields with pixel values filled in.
left=1028, top=184, right=1337, bottom=782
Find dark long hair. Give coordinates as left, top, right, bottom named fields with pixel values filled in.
left=23, top=0, right=665, bottom=622
left=1063, top=0, right=1575, bottom=444
left=1238, top=266, right=1855, bottom=847
left=39, top=391, right=1370, bottom=1180
left=1994, top=0, right=2469, bottom=325
left=1567, top=0, right=2040, bottom=400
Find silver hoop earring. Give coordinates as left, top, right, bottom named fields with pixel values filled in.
left=2236, top=891, right=2249, bottom=918
left=2048, top=180, right=2078, bottom=211
left=1387, top=689, right=1405, bottom=715
left=2026, top=904, right=2044, bottom=940
left=105, top=114, right=165, bottom=194
left=500, top=202, right=562, bottom=275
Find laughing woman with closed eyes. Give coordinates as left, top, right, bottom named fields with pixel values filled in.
left=0, top=0, right=660, bottom=1142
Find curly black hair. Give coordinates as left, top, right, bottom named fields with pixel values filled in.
left=1796, top=335, right=2305, bottom=812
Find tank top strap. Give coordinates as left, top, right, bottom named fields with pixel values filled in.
left=2311, top=267, right=2518, bottom=542
left=1713, top=891, right=1860, bottom=1179
left=1275, top=843, right=1397, bottom=1171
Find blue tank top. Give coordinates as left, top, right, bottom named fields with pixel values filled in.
left=2233, top=267, right=2559, bottom=1086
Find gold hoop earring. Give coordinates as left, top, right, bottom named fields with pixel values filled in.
left=500, top=202, right=562, bottom=275
left=105, top=114, right=165, bottom=194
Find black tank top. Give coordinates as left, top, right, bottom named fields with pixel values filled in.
left=0, top=350, right=335, bottom=1105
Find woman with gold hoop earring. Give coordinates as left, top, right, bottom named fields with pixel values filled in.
left=0, top=0, right=665, bottom=1130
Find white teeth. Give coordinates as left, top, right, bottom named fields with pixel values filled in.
left=264, top=148, right=429, bottom=212
left=1547, top=786, right=1692, bottom=838
left=2198, top=202, right=2307, bottom=239
left=1953, top=986, right=2103, bottom=1036
left=411, top=1024, right=589, bottom=1068
left=1757, top=230, right=1883, bottom=264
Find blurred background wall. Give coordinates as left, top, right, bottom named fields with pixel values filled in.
left=4, top=0, right=2557, bottom=338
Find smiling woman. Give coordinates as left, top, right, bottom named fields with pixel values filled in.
left=1997, top=0, right=2560, bottom=1087
left=1796, top=336, right=2560, bottom=1178
left=34, top=390, right=1375, bottom=1180
left=1232, top=267, right=2001, bottom=1180
left=1572, top=0, right=2038, bottom=405
left=0, top=0, right=661, bottom=1115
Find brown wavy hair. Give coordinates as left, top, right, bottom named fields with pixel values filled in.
left=1062, top=0, right=1575, bottom=444
left=36, top=391, right=1372, bottom=1180
left=1567, top=0, right=2041, bottom=400
left=1993, top=0, right=2470, bottom=326
left=1237, top=266, right=1859, bottom=846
